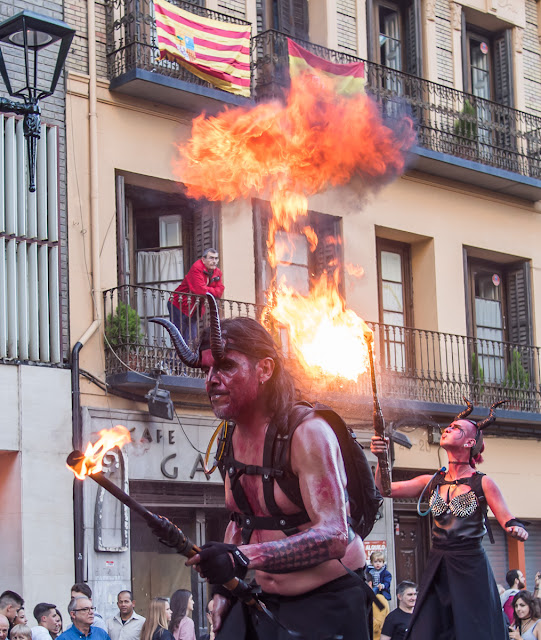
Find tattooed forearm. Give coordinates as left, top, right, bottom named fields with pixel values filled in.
left=244, top=527, right=347, bottom=573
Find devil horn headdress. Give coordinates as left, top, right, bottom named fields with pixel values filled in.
left=148, top=317, right=200, bottom=368
left=206, top=293, right=224, bottom=362
left=455, top=397, right=474, bottom=420
left=476, top=399, right=508, bottom=430
left=150, top=293, right=224, bottom=368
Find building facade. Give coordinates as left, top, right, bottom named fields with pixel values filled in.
left=66, top=0, right=541, bottom=634
left=0, top=0, right=74, bottom=612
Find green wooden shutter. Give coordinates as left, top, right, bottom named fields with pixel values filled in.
left=505, top=261, right=532, bottom=346
left=275, top=0, right=309, bottom=40
left=405, top=0, right=423, bottom=77
left=493, top=30, right=513, bottom=107
left=192, top=201, right=219, bottom=266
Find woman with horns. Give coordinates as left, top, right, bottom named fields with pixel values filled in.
left=371, top=400, right=528, bottom=640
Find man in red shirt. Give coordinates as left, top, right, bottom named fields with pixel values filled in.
left=168, top=248, right=225, bottom=343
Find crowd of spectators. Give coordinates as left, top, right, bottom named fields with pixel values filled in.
left=0, top=586, right=206, bottom=640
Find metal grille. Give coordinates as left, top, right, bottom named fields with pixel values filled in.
left=251, top=30, right=541, bottom=181
left=104, top=285, right=541, bottom=412
left=105, top=0, right=251, bottom=87
left=0, top=115, right=61, bottom=363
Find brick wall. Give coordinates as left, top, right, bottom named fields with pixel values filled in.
left=0, top=0, right=70, bottom=360
left=64, top=0, right=108, bottom=80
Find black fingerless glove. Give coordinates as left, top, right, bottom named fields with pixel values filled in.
left=505, top=518, right=530, bottom=530
left=210, top=276, right=221, bottom=283
left=199, top=541, right=250, bottom=584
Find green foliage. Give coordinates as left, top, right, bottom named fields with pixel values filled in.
left=454, top=100, right=478, bottom=141
left=104, top=300, right=144, bottom=348
left=504, top=348, right=530, bottom=390
left=471, top=351, right=485, bottom=394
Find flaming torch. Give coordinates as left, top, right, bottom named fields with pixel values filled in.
left=66, top=427, right=260, bottom=607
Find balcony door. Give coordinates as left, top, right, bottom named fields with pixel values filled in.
left=116, top=175, right=219, bottom=341
left=368, top=0, right=422, bottom=77
left=467, top=257, right=533, bottom=399
left=376, top=238, right=414, bottom=374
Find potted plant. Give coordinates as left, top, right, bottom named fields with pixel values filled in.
left=104, top=300, right=144, bottom=368
left=504, top=348, right=531, bottom=410
left=454, top=100, right=478, bottom=158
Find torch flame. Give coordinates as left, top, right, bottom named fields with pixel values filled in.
left=68, top=426, right=131, bottom=480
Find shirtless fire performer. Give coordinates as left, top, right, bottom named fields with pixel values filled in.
left=371, top=400, right=528, bottom=640
left=153, top=297, right=372, bottom=640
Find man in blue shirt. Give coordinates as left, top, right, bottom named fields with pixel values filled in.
left=57, top=598, right=111, bottom=640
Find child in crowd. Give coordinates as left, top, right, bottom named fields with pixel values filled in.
left=368, top=550, right=393, bottom=601
left=11, top=625, right=32, bottom=640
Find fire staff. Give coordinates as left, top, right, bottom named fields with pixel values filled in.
left=154, top=298, right=372, bottom=640
left=371, top=400, right=528, bottom=640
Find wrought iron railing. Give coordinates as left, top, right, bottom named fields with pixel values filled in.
left=251, top=30, right=541, bottom=180
left=104, top=0, right=251, bottom=88
left=103, top=285, right=541, bottom=412
left=103, top=285, right=265, bottom=378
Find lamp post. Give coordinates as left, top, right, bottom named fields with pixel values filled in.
left=0, top=11, right=75, bottom=192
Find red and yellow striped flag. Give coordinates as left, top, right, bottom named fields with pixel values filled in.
left=288, top=39, right=365, bottom=96
left=154, top=0, right=251, bottom=97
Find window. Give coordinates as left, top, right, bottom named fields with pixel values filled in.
left=467, top=256, right=533, bottom=393
left=253, top=199, right=342, bottom=304
left=115, top=175, right=219, bottom=332
left=463, top=27, right=513, bottom=106
left=368, top=0, right=422, bottom=76
left=376, top=238, right=413, bottom=372
left=272, top=0, right=309, bottom=40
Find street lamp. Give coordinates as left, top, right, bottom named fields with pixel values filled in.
left=0, top=11, right=75, bottom=192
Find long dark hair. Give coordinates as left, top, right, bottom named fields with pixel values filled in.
left=169, top=590, right=191, bottom=633
left=200, top=317, right=298, bottom=434
left=513, top=590, right=541, bottom=628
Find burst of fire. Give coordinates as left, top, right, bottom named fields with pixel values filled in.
left=68, top=426, right=131, bottom=480
left=269, top=274, right=373, bottom=382
left=176, top=68, right=414, bottom=382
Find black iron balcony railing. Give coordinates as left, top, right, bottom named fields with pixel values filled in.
left=105, top=0, right=251, bottom=88
left=252, top=30, right=541, bottom=181
left=103, top=285, right=541, bottom=413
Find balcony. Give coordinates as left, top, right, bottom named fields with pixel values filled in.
left=252, top=30, right=541, bottom=201
left=103, top=285, right=541, bottom=426
left=104, top=0, right=252, bottom=112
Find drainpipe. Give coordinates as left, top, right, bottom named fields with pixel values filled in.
left=72, top=0, right=101, bottom=582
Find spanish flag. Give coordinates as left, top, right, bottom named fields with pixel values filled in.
left=288, top=39, right=365, bottom=96
left=154, top=0, right=251, bottom=97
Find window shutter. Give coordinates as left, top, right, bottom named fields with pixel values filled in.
left=116, top=174, right=129, bottom=287
left=493, top=30, right=513, bottom=107
left=405, top=0, right=423, bottom=77
left=505, top=261, right=532, bottom=346
left=292, top=0, right=309, bottom=40
left=252, top=199, right=271, bottom=305
left=310, top=214, right=343, bottom=296
left=193, top=202, right=219, bottom=266
left=275, top=0, right=308, bottom=40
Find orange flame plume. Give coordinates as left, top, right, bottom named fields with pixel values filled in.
left=176, top=70, right=414, bottom=382
left=68, top=426, right=131, bottom=480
